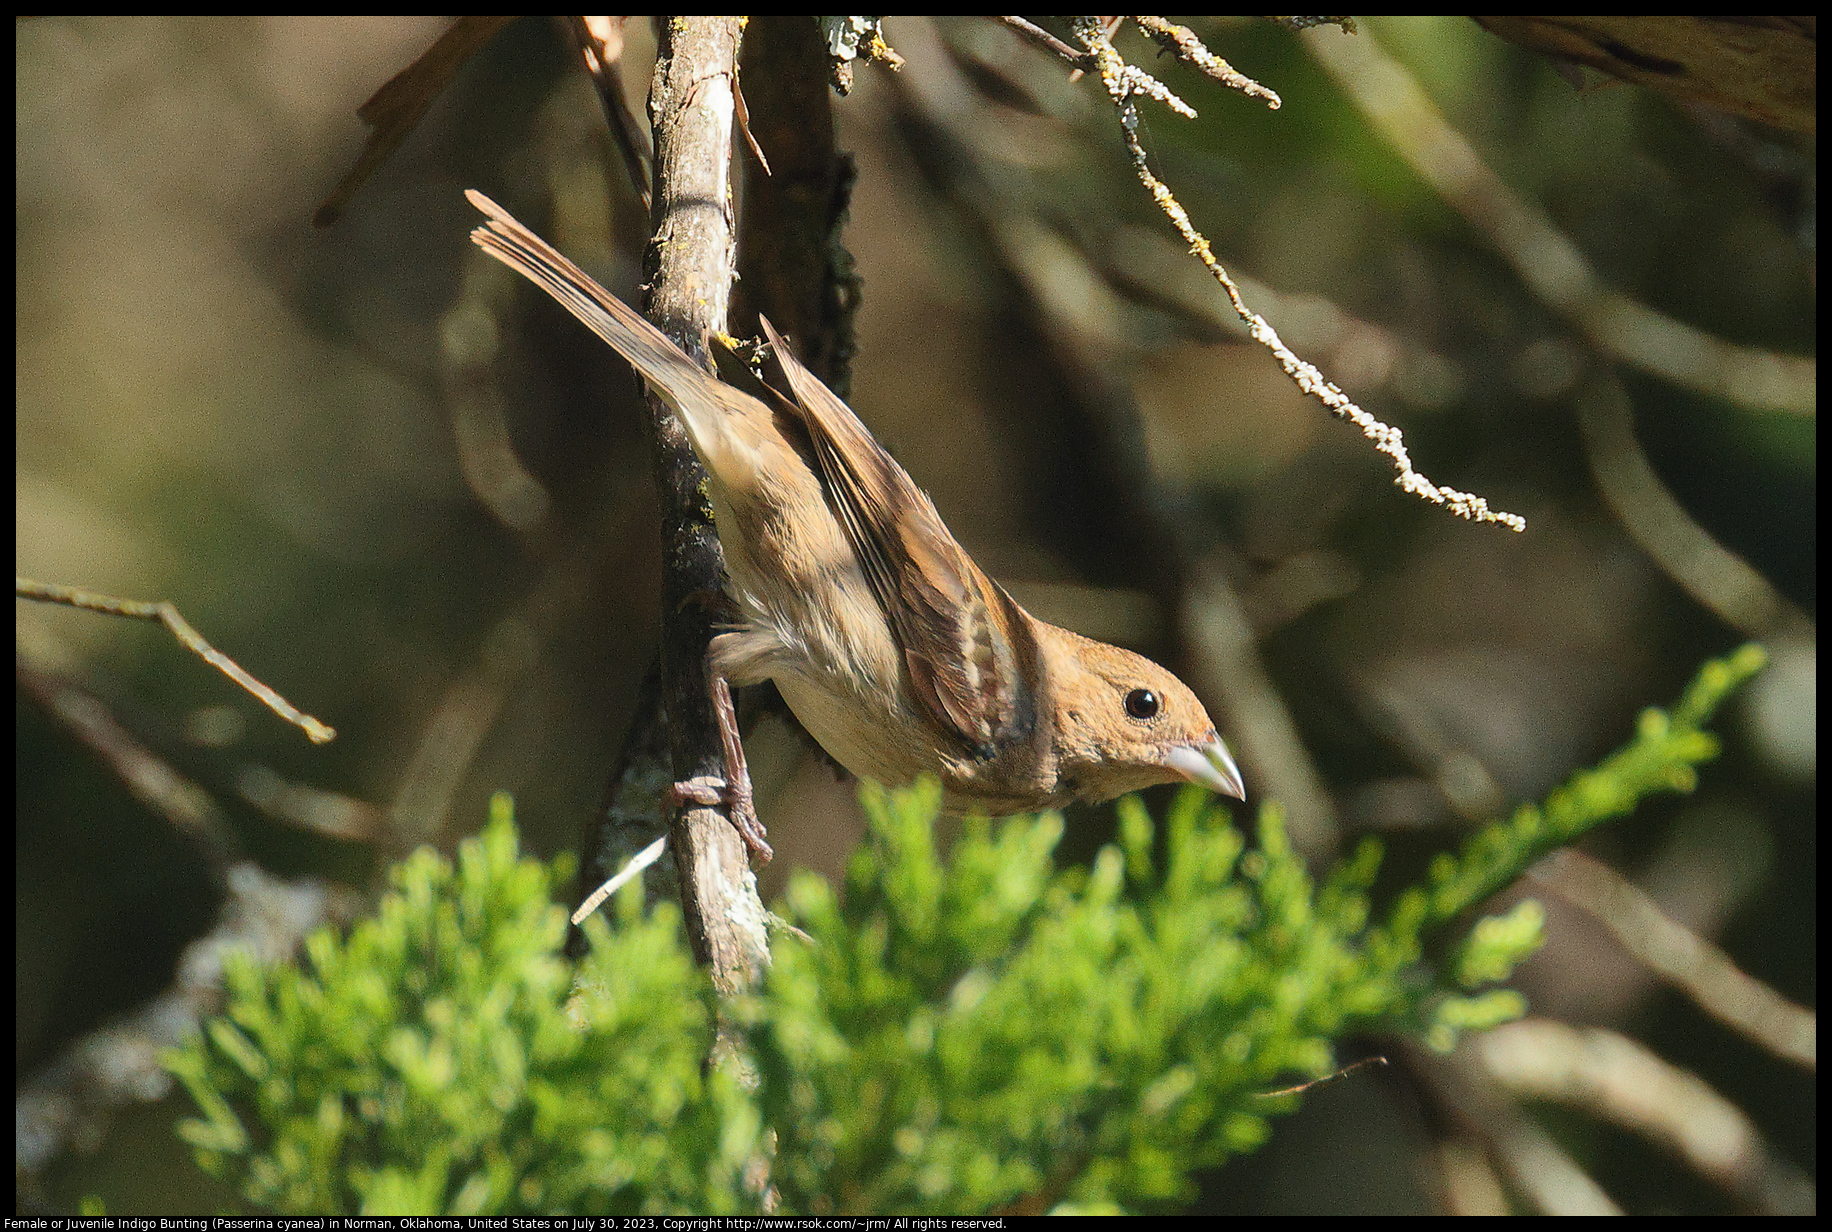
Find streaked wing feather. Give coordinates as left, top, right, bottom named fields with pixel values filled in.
left=757, top=316, right=1025, bottom=753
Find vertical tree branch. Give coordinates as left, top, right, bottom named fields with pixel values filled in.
left=641, top=16, right=770, bottom=998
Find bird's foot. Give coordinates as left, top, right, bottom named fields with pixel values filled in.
left=667, top=774, right=773, bottom=864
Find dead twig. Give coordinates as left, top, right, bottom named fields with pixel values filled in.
left=16, top=578, right=334, bottom=744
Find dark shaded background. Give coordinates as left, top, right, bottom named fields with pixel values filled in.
left=17, top=16, right=1813, bottom=1214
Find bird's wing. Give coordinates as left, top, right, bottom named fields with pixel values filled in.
left=758, top=316, right=1033, bottom=755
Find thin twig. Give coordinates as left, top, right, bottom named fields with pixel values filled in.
left=1131, top=16, right=1282, bottom=108
left=568, top=16, right=654, bottom=212
left=16, top=649, right=239, bottom=870
left=315, top=16, right=517, bottom=227
left=1069, top=18, right=1526, bottom=531
left=1258, top=1054, right=1389, bottom=1098
left=732, top=73, right=772, bottom=175
left=996, top=16, right=1091, bottom=68
left=572, top=832, right=668, bottom=925
left=17, top=578, right=336, bottom=743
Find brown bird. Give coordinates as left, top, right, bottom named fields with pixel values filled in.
left=468, top=190, right=1243, bottom=862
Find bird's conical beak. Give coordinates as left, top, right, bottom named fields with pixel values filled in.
left=1164, top=738, right=1246, bottom=801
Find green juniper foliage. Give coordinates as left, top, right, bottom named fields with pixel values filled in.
left=169, top=644, right=1765, bottom=1215
left=167, top=795, right=760, bottom=1215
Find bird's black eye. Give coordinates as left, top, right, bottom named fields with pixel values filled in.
left=1124, top=688, right=1160, bottom=720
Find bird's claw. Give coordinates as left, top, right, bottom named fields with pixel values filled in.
left=667, top=774, right=773, bottom=864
